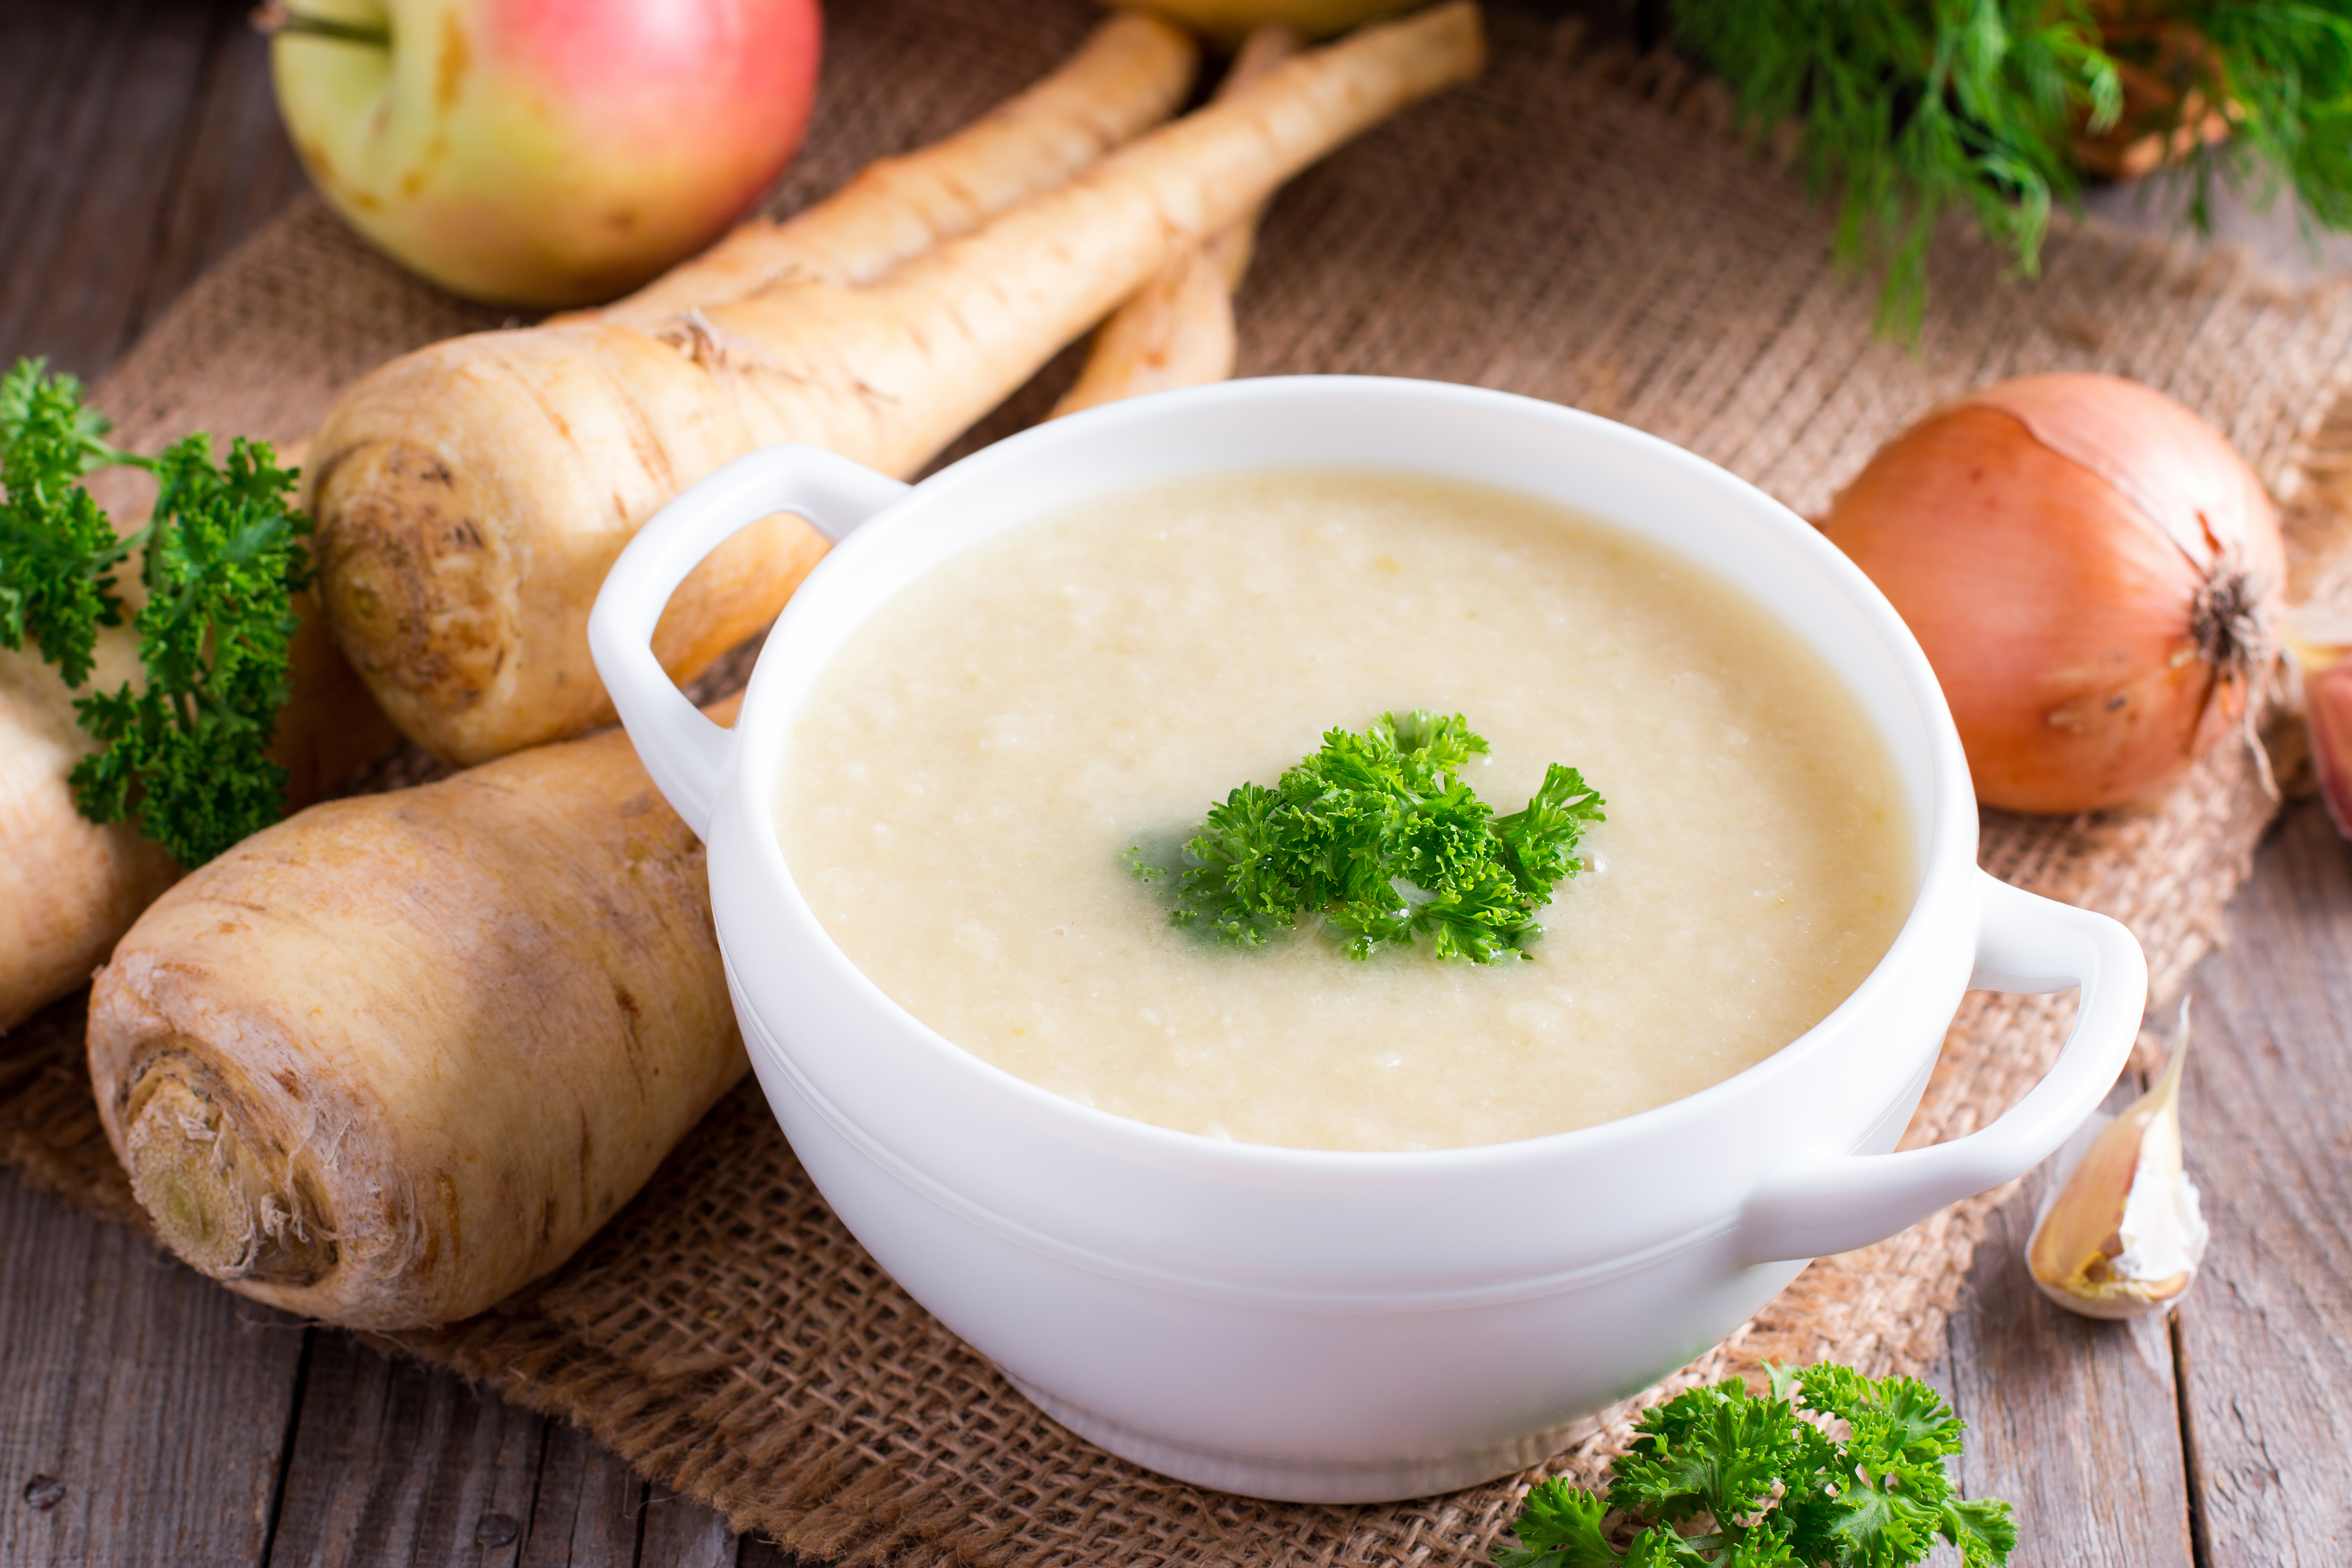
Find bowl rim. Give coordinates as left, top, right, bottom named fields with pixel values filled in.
left=726, top=374, right=1976, bottom=1176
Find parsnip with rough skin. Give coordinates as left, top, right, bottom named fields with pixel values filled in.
left=596, top=12, right=1201, bottom=328
left=0, top=636, right=177, bottom=1032
left=311, top=3, right=1486, bottom=766
left=0, top=450, right=398, bottom=1032
left=1050, top=24, right=1300, bottom=418
left=1116, top=0, right=1421, bottom=44
left=89, top=702, right=742, bottom=1330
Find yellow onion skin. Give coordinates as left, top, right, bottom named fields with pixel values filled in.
left=1822, top=375, right=2285, bottom=814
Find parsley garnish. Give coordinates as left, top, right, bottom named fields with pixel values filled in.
left=0, top=358, right=310, bottom=868
left=1127, top=712, right=1604, bottom=964
left=1496, top=1363, right=2017, bottom=1568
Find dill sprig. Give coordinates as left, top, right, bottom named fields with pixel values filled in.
left=1672, top=0, right=2352, bottom=337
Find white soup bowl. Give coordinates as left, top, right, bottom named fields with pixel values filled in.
left=587, top=377, right=2145, bottom=1503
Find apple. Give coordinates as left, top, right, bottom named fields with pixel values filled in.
left=267, top=0, right=822, bottom=308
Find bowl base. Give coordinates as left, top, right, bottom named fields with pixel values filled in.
left=1000, top=1369, right=1596, bottom=1504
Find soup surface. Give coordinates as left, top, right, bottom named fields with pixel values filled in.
left=776, top=470, right=1912, bottom=1151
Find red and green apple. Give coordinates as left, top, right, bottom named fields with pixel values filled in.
left=269, top=0, right=822, bottom=308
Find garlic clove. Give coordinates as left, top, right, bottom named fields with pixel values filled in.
left=2288, top=612, right=2352, bottom=839
left=2026, top=1003, right=2207, bottom=1320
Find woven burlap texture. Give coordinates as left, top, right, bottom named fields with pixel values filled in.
left=6, top=0, right=2352, bottom=1562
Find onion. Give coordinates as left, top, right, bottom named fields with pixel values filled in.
left=1821, top=373, right=2285, bottom=814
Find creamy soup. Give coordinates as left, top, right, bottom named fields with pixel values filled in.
left=776, top=470, right=1912, bottom=1151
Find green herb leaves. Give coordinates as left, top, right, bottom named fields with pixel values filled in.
left=69, top=434, right=310, bottom=869
left=1673, top=0, right=2352, bottom=338
left=1674, top=0, right=2121, bottom=340
left=2174, top=2, right=2352, bottom=232
left=1494, top=1363, right=2016, bottom=1568
left=0, top=359, right=136, bottom=688
left=1128, top=712, right=1603, bottom=964
left=0, top=358, right=310, bottom=868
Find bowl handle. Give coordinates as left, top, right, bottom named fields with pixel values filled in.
left=1737, top=868, right=2147, bottom=1265
left=587, top=444, right=912, bottom=840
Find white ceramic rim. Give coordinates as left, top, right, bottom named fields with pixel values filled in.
left=723, top=375, right=1978, bottom=1176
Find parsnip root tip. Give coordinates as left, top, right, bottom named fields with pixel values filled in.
left=121, top=1068, right=334, bottom=1288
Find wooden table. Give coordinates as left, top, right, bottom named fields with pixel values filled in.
left=3, top=2, right=2349, bottom=1562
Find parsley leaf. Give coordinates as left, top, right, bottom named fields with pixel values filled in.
left=1496, top=1479, right=1628, bottom=1567
left=70, top=434, right=309, bottom=868
left=0, top=359, right=138, bottom=687
left=0, top=357, right=309, bottom=868
left=1128, top=713, right=1603, bottom=963
left=1492, top=1362, right=2015, bottom=1568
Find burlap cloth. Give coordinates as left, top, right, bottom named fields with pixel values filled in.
left=8, top=1, right=2352, bottom=1562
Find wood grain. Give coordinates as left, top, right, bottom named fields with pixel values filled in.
left=269, top=1334, right=560, bottom=1568
left=1933, top=1077, right=2196, bottom=1568
left=514, top=1422, right=643, bottom=1568
left=0, top=0, right=306, bottom=379
left=0, top=0, right=221, bottom=377
left=267, top=1335, right=776, bottom=1567
left=0, top=1171, right=305, bottom=1567
left=636, top=1486, right=744, bottom=1568
left=2174, top=799, right=2352, bottom=1565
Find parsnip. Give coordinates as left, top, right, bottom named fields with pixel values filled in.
left=1050, top=24, right=1300, bottom=419
left=89, top=704, right=742, bottom=1330
left=597, top=12, right=1201, bottom=329
left=0, top=448, right=398, bottom=1032
left=310, top=3, right=1486, bottom=766
left=1, top=637, right=177, bottom=1031
left=1116, top=0, right=1422, bottom=45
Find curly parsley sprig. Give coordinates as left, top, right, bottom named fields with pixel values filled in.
left=0, top=359, right=140, bottom=687
left=0, top=358, right=310, bottom=868
left=1127, top=712, right=1605, bottom=964
left=1495, top=1362, right=2016, bottom=1568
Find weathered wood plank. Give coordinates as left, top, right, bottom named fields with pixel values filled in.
left=2173, top=799, right=2352, bottom=1564
left=1932, top=1075, right=2195, bottom=1568
left=515, top=1421, right=644, bottom=1568
left=267, top=1333, right=555, bottom=1568
left=268, top=1334, right=763, bottom=1567
left=0, top=0, right=224, bottom=378
left=637, top=1485, right=742, bottom=1568
left=0, top=1170, right=305, bottom=1567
